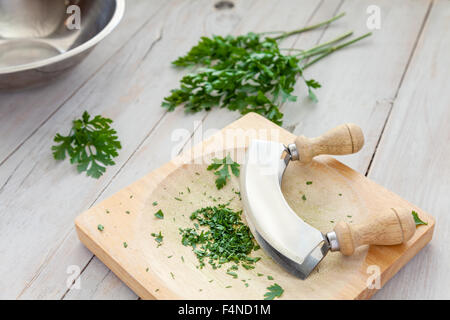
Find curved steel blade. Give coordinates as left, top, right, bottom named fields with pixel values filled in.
left=240, top=139, right=330, bottom=279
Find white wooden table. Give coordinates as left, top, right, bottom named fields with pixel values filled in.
left=1, top=0, right=449, bottom=299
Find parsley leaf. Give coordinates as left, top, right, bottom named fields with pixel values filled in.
left=412, top=210, right=427, bottom=226
left=264, top=283, right=284, bottom=300
left=52, top=111, right=121, bottom=178
left=154, top=209, right=164, bottom=219
left=151, top=231, right=164, bottom=247
left=207, top=154, right=240, bottom=189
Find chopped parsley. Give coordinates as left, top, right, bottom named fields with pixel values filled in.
left=151, top=231, right=164, bottom=247
left=242, top=264, right=255, bottom=270
left=123, top=242, right=128, bottom=248
left=97, top=224, right=104, bottom=231
left=154, top=209, right=164, bottom=219
left=412, top=210, right=427, bottom=226
left=306, top=181, right=313, bottom=185
left=228, top=265, right=238, bottom=271
left=152, top=201, right=158, bottom=206
left=179, top=205, right=260, bottom=271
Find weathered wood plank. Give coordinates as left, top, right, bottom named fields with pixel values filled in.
left=63, top=257, right=136, bottom=300
left=283, top=0, right=432, bottom=174
left=369, top=0, right=450, bottom=299
left=0, top=0, right=167, bottom=165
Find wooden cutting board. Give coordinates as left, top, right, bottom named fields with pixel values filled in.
left=75, top=113, right=434, bottom=299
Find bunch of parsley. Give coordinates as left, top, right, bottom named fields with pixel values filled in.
left=163, top=13, right=371, bottom=125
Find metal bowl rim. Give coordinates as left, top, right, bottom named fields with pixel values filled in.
left=0, top=0, right=125, bottom=75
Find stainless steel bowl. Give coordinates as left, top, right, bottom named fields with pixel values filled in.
left=0, top=0, right=125, bottom=90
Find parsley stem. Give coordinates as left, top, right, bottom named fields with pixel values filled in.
left=258, top=31, right=286, bottom=35
left=297, top=31, right=353, bottom=58
left=273, top=12, right=346, bottom=41
left=303, top=32, right=372, bottom=69
left=332, top=32, right=372, bottom=51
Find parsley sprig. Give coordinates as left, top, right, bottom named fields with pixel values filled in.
left=264, top=283, right=284, bottom=300
left=52, top=111, right=121, bottom=178
left=207, top=154, right=240, bottom=189
left=162, top=13, right=371, bottom=125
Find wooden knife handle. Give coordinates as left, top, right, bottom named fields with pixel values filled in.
left=295, top=123, right=364, bottom=164
left=334, top=208, right=416, bottom=256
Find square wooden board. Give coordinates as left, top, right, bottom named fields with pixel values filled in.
left=75, top=113, right=434, bottom=299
